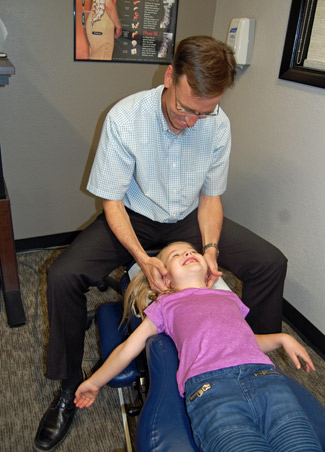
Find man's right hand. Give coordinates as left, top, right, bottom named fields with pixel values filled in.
left=139, top=256, right=168, bottom=292
left=102, top=200, right=168, bottom=291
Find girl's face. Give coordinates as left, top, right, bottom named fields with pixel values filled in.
left=160, top=242, right=208, bottom=290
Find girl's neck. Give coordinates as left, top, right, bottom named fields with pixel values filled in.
left=172, top=280, right=207, bottom=291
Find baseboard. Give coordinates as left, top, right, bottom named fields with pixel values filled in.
left=15, top=231, right=81, bottom=253
left=15, top=232, right=325, bottom=357
left=283, top=299, right=325, bottom=359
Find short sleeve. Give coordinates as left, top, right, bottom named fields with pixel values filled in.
left=87, top=114, right=135, bottom=200
left=201, top=113, right=231, bottom=196
left=234, top=295, right=250, bottom=319
left=144, top=299, right=165, bottom=333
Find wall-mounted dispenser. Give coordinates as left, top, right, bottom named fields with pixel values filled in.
left=226, top=18, right=255, bottom=68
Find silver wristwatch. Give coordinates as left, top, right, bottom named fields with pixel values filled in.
left=202, top=243, right=219, bottom=257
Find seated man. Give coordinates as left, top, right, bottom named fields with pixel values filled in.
left=34, top=35, right=287, bottom=452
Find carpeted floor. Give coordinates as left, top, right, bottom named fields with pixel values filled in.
left=0, top=248, right=324, bottom=452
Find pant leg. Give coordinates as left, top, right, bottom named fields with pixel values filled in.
left=185, top=367, right=273, bottom=452
left=250, top=367, right=322, bottom=452
left=46, top=211, right=160, bottom=380
left=185, top=365, right=321, bottom=452
left=218, top=217, right=288, bottom=333
left=162, top=209, right=202, bottom=251
left=86, top=10, right=115, bottom=60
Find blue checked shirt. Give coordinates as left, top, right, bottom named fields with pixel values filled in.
left=87, top=85, right=231, bottom=223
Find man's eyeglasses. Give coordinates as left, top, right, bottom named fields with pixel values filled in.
left=175, top=88, right=220, bottom=119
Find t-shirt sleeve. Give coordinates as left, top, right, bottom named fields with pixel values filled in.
left=144, top=299, right=165, bottom=333
left=234, top=294, right=250, bottom=319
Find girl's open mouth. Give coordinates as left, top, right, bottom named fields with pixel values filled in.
left=183, top=257, right=198, bottom=265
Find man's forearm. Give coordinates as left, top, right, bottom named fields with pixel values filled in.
left=102, top=199, right=148, bottom=265
left=103, top=199, right=168, bottom=291
left=198, top=194, right=223, bottom=252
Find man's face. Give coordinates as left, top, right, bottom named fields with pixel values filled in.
left=162, top=66, right=223, bottom=134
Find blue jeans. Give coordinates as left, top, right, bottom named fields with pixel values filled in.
left=185, top=364, right=321, bottom=452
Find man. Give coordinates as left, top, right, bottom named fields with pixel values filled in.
left=34, top=36, right=287, bottom=451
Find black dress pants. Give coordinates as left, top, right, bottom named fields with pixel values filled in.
left=46, top=209, right=287, bottom=380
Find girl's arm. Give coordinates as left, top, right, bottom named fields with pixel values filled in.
left=255, top=333, right=315, bottom=373
left=74, top=317, right=157, bottom=408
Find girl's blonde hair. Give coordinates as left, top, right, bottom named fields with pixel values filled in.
left=121, top=242, right=194, bottom=323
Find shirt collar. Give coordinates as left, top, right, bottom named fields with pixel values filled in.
left=156, top=85, right=170, bottom=133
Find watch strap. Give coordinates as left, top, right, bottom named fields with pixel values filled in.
left=202, top=243, right=219, bottom=256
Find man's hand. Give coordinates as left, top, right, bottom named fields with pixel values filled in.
left=139, top=256, right=168, bottom=292
left=203, top=248, right=223, bottom=288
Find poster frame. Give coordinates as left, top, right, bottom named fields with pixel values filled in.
left=74, top=0, right=179, bottom=64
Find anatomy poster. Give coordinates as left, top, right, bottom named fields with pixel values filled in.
left=74, top=0, right=178, bottom=63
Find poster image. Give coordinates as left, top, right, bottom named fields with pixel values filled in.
left=74, top=0, right=178, bottom=64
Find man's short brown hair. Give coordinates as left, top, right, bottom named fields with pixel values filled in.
left=172, top=36, right=236, bottom=98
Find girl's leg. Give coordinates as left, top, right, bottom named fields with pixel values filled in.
left=185, top=367, right=273, bottom=452
left=252, top=368, right=322, bottom=452
left=185, top=366, right=322, bottom=452
left=208, top=430, right=272, bottom=452
left=269, top=417, right=322, bottom=452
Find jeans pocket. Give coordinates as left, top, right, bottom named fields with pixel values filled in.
left=189, top=383, right=212, bottom=403
left=253, top=370, right=283, bottom=377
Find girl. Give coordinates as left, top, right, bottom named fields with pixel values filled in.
left=74, top=242, right=321, bottom=452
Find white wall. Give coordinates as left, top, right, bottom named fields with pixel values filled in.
left=0, top=0, right=216, bottom=238
left=1, top=0, right=324, bottom=333
left=213, top=0, right=325, bottom=333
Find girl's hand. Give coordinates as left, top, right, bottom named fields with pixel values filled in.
left=74, top=380, right=101, bottom=409
left=281, top=334, right=315, bottom=373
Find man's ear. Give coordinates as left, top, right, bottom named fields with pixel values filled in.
left=164, top=65, right=173, bottom=89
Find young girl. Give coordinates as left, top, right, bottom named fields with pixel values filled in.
left=75, top=242, right=321, bottom=452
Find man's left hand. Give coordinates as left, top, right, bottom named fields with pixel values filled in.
left=203, top=249, right=223, bottom=288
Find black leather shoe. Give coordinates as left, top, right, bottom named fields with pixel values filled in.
left=34, top=389, right=76, bottom=451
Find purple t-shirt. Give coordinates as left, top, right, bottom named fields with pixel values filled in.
left=144, top=288, right=273, bottom=396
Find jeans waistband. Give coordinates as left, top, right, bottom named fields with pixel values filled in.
left=186, top=364, right=276, bottom=387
